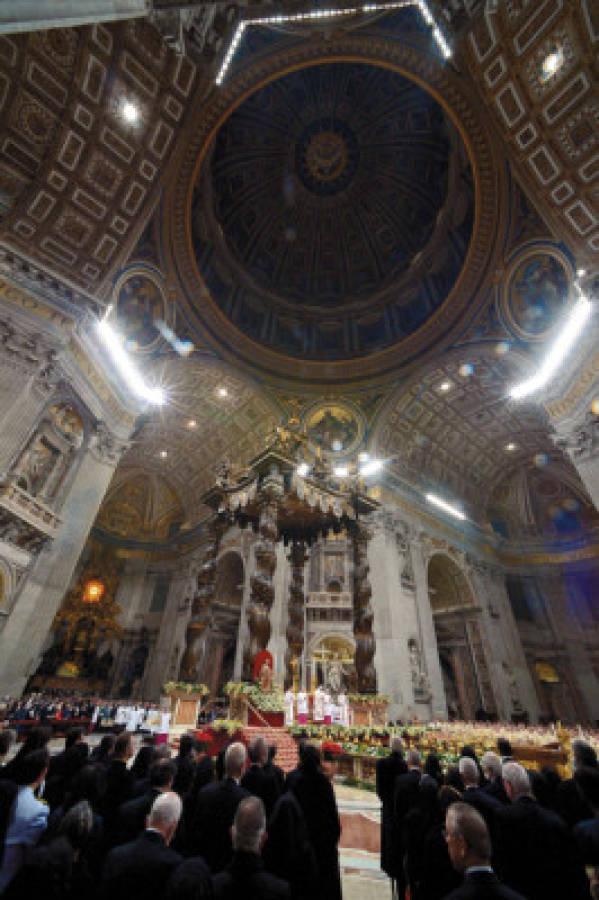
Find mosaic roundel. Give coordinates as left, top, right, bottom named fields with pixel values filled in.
left=304, top=402, right=363, bottom=457
left=501, top=248, right=572, bottom=341
left=113, top=268, right=166, bottom=351
left=191, top=61, right=475, bottom=361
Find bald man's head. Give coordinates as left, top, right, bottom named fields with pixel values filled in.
left=232, top=796, right=267, bottom=854
left=445, top=802, right=491, bottom=873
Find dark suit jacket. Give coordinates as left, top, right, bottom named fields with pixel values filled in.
left=482, top=778, right=509, bottom=805
left=213, top=850, right=290, bottom=899
left=392, top=769, right=422, bottom=881
left=264, top=761, right=285, bottom=795
left=495, top=795, right=590, bottom=900
left=556, top=777, right=593, bottom=827
left=574, top=817, right=599, bottom=865
left=173, top=755, right=196, bottom=798
left=241, top=764, right=280, bottom=817
left=375, top=752, right=407, bottom=877
left=286, top=764, right=341, bottom=900
left=462, top=787, right=502, bottom=838
left=444, top=869, right=528, bottom=899
left=101, top=829, right=182, bottom=900
left=116, top=787, right=160, bottom=845
left=189, top=777, right=249, bottom=872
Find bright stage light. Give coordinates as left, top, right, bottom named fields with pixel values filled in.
left=426, top=492, right=466, bottom=521
left=296, top=462, right=310, bottom=477
left=509, top=296, right=592, bottom=401
left=96, top=319, right=165, bottom=406
left=334, top=465, right=349, bottom=478
left=360, top=458, right=384, bottom=477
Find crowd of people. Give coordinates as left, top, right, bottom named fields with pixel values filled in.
left=0, top=717, right=598, bottom=899
left=376, top=735, right=599, bottom=899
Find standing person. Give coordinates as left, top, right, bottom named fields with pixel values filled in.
left=117, top=758, right=177, bottom=845
left=173, top=734, right=200, bottom=798
left=284, top=690, right=295, bottom=727
left=0, top=749, right=50, bottom=893
left=103, top=732, right=137, bottom=845
left=286, top=743, right=341, bottom=900
left=481, top=752, right=509, bottom=804
left=495, top=761, right=590, bottom=900
left=375, top=736, right=407, bottom=887
left=188, top=742, right=249, bottom=871
left=101, top=792, right=183, bottom=900
left=264, top=745, right=285, bottom=795
left=241, top=736, right=280, bottom=818
left=393, top=748, right=423, bottom=900
left=296, top=691, right=308, bottom=726
left=213, top=796, right=290, bottom=899
left=443, top=802, right=526, bottom=899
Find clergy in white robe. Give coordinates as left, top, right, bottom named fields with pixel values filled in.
left=313, top=686, right=325, bottom=722
left=297, top=690, right=308, bottom=725
left=323, top=692, right=332, bottom=725
left=284, top=690, right=295, bottom=726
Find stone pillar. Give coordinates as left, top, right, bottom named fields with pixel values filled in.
left=0, top=346, right=55, bottom=480
left=410, top=537, right=447, bottom=718
left=536, top=571, right=599, bottom=723
left=467, top=562, right=540, bottom=722
left=285, top=539, right=307, bottom=688
left=142, top=568, right=190, bottom=700
left=0, top=429, right=124, bottom=695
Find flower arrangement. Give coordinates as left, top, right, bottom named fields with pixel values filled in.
left=224, top=681, right=285, bottom=712
left=211, top=718, right=244, bottom=735
left=347, top=694, right=391, bottom=705
left=163, top=681, right=209, bottom=695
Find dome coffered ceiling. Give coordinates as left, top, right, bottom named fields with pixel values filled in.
left=163, top=33, right=508, bottom=388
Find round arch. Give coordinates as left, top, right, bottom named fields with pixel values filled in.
left=427, top=552, right=476, bottom=614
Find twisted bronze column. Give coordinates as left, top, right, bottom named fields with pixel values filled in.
left=243, top=467, right=282, bottom=677
left=179, top=520, right=221, bottom=683
left=353, top=523, right=377, bottom=693
left=286, top=539, right=307, bottom=686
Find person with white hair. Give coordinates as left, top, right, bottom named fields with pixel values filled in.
left=481, top=751, right=509, bottom=804
left=213, top=796, right=290, bottom=898
left=494, top=761, right=590, bottom=900
left=187, top=741, right=249, bottom=871
left=100, top=791, right=183, bottom=900
left=458, top=756, right=502, bottom=831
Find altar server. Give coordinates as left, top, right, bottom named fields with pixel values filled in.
left=297, top=690, right=308, bottom=725
left=313, top=686, right=325, bottom=722
left=284, top=690, right=295, bottom=727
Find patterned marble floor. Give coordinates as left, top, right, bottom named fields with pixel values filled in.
left=335, top=784, right=392, bottom=899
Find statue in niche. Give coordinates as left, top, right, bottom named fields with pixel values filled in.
left=259, top=658, right=274, bottom=693
left=408, top=637, right=431, bottom=702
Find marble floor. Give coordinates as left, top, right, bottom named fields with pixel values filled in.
left=336, top=784, right=392, bottom=900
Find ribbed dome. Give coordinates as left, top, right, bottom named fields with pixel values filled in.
left=191, top=62, right=474, bottom=359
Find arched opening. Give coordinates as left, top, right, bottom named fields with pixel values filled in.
left=428, top=553, right=495, bottom=720
left=310, top=634, right=355, bottom=693
left=202, top=551, right=244, bottom=695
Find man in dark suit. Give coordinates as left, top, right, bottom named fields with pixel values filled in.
left=241, top=735, right=280, bottom=818
left=103, top=732, right=138, bottom=845
left=459, top=756, right=502, bottom=836
left=172, top=734, right=200, bottom=799
left=101, top=791, right=182, bottom=900
left=481, top=752, right=509, bottom=804
left=189, top=741, right=249, bottom=871
left=375, top=736, right=407, bottom=883
left=116, top=757, right=176, bottom=845
left=213, top=796, right=290, bottom=899
left=393, top=748, right=422, bottom=899
left=443, top=802, right=526, bottom=899
left=574, top=765, right=599, bottom=865
left=495, top=761, right=590, bottom=900
left=556, top=739, right=597, bottom=826
left=264, top=744, right=285, bottom=795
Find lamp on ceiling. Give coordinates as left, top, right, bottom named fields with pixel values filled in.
left=509, top=288, right=592, bottom=401
left=96, top=318, right=165, bottom=406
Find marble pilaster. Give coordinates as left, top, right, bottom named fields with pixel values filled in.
left=0, top=433, right=123, bottom=695
left=410, top=537, right=448, bottom=719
